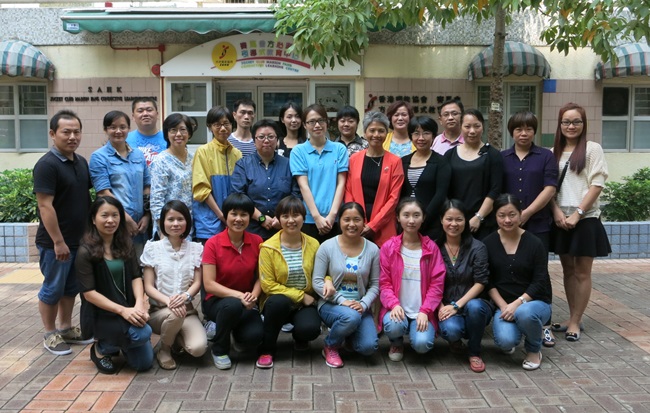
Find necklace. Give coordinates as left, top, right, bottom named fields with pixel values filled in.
left=445, top=242, right=460, bottom=263
left=367, top=155, right=383, bottom=167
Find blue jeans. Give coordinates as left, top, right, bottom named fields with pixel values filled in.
left=37, top=247, right=79, bottom=305
left=438, top=299, right=493, bottom=356
left=492, top=301, right=552, bottom=354
left=382, top=313, right=435, bottom=354
left=99, top=324, right=153, bottom=372
left=318, top=302, right=378, bottom=356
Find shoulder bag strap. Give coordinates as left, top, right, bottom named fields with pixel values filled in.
left=556, top=161, right=569, bottom=194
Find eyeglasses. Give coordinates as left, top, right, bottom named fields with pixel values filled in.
left=441, top=111, right=461, bottom=118
left=212, top=122, right=232, bottom=129
left=255, top=134, right=277, bottom=141
left=169, top=128, right=189, bottom=135
left=305, top=119, right=327, bottom=127
left=107, top=126, right=129, bottom=132
left=560, top=120, right=583, bottom=127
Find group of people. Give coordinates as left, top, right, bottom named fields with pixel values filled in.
left=33, top=96, right=609, bottom=376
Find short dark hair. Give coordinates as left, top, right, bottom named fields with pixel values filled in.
left=275, top=195, right=306, bottom=220
left=131, top=97, right=158, bottom=112
left=337, top=201, right=365, bottom=222
left=493, top=193, right=523, bottom=214
left=507, top=111, right=538, bottom=136
left=233, top=99, right=256, bottom=112
left=159, top=200, right=192, bottom=239
left=162, top=113, right=194, bottom=148
left=386, top=101, right=414, bottom=129
left=438, top=99, right=464, bottom=115
left=103, top=110, right=130, bottom=130
left=336, top=105, right=360, bottom=122
left=408, top=116, right=438, bottom=138
left=222, top=193, right=255, bottom=218
left=251, top=119, right=281, bottom=138
left=461, top=108, right=485, bottom=127
left=206, top=106, right=235, bottom=128
left=50, top=110, right=82, bottom=133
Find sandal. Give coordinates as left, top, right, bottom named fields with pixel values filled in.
left=565, top=331, right=580, bottom=342
left=551, top=322, right=584, bottom=333
left=469, top=356, right=485, bottom=373
left=90, top=343, right=117, bottom=374
left=542, top=328, right=556, bottom=348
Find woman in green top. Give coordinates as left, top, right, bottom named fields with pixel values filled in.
left=75, top=196, right=153, bottom=374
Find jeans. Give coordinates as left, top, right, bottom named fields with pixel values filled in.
left=98, top=324, right=153, bottom=372
left=204, top=296, right=264, bottom=356
left=382, top=313, right=435, bottom=354
left=37, top=247, right=79, bottom=305
left=492, top=300, right=552, bottom=354
left=259, top=294, right=321, bottom=356
left=438, top=298, right=493, bottom=356
left=318, top=302, right=378, bottom=356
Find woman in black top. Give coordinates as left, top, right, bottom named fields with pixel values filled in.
left=436, top=199, right=491, bottom=373
left=401, top=116, right=451, bottom=239
left=484, top=194, right=552, bottom=371
left=76, top=196, right=153, bottom=374
left=445, top=109, right=502, bottom=239
left=277, top=101, right=306, bottom=158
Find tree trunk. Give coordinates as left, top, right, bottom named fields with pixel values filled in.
left=487, top=6, right=507, bottom=150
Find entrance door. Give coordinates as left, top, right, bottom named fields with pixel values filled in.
left=219, top=81, right=307, bottom=121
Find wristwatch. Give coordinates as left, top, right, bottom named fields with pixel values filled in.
left=518, top=296, right=527, bottom=304
left=258, top=215, right=266, bottom=223
left=474, top=212, right=485, bottom=222
left=184, top=292, right=192, bottom=303
left=451, top=301, right=460, bottom=311
left=576, top=207, right=585, bottom=216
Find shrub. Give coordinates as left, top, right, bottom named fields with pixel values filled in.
left=0, top=168, right=38, bottom=223
left=601, top=167, right=650, bottom=222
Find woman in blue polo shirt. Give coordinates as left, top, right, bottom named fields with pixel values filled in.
left=290, top=104, right=349, bottom=243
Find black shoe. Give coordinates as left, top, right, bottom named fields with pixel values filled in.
left=90, top=343, right=117, bottom=374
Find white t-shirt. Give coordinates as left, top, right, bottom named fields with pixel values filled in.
left=399, top=246, right=423, bottom=319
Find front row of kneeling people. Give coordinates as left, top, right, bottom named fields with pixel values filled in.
left=77, top=191, right=551, bottom=375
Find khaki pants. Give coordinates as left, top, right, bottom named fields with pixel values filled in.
left=148, top=306, right=208, bottom=358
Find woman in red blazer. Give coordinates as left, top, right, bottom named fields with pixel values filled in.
left=345, top=111, right=404, bottom=247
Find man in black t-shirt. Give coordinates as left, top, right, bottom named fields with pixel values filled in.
left=33, top=110, right=93, bottom=355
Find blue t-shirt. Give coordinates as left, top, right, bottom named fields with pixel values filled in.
left=127, top=130, right=166, bottom=167
left=290, top=140, right=349, bottom=224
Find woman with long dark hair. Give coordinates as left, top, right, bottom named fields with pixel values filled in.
left=75, top=196, right=153, bottom=374
left=550, top=102, right=610, bottom=342
left=277, top=101, right=306, bottom=158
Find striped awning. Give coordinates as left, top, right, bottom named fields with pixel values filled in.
left=595, top=42, right=650, bottom=80
left=0, top=40, right=55, bottom=81
left=468, top=41, right=551, bottom=81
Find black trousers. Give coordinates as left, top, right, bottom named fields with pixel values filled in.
left=203, top=296, right=264, bottom=355
left=259, top=294, right=321, bottom=356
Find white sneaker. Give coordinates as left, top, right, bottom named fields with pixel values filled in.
left=281, top=323, right=294, bottom=332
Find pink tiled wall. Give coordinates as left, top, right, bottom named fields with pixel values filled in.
left=47, top=77, right=161, bottom=160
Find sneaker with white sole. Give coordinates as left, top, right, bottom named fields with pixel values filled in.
left=281, top=323, right=294, bottom=332
left=44, top=332, right=72, bottom=356
left=212, top=354, right=232, bottom=370
left=322, top=345, right=343, bottom=368
left=256, top=354, right=274, bottom=369
left=59, top=327, right=94, bottom=345
left=388, top=345, right=404, bottom=362
left=204, top=321, right=216, bottom=341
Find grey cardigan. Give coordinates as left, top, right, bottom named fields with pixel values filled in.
left=312, top=236, right=380, bottom=311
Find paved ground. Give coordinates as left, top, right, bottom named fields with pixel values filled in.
left=1, top=260, right=650, bottom=412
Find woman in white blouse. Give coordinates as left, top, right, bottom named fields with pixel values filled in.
left=550, top=102, right=610, bottom=342
left=143, top=200, right=207, bottom=369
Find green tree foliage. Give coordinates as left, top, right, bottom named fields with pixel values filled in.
left=602, top=168, right=650, bottom=222
left=0, top=168, right=38, bottom=223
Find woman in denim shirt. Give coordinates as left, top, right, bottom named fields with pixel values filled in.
left=90, top=111, right=150, bottom=256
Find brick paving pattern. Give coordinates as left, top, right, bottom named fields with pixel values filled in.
left=1, top=260, right=650, bottom=412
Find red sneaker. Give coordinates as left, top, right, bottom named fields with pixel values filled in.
left=322, top=345, right=344, bottom=368
left=256, top=354, right=274, bottom=369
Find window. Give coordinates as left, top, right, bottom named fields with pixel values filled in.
left=0, top=84, right=48, bottom=151
left=602, top=86, right=650, bottom=151
left=168, top=81, right=212, bottom=145
left=477, top=84, right=538, bottom=148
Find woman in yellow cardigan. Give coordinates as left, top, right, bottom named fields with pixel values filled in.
left=256, top=195, right=321, bottom=368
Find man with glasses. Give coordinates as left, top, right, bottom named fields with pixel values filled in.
left=228, top=99, right=257, bottom=157
left=432, top=99, right=465, bottom=155
left=33, top=110, right=94, bottom=355
left=231, top=119, right=300, bottom=240
left=127, top=97, right=166, bottom=167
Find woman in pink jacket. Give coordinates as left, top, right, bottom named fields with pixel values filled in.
left=379, top=197, right=446, bottom=362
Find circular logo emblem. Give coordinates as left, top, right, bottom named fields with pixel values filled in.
left=212, top=42, right=237, bottom=71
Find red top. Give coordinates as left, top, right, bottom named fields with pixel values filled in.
left=202, top=229, right=263, bottom=300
